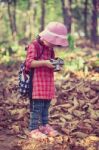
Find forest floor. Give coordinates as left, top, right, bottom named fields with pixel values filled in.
left=0, top=44, right=99, bottom=150
left=0, top=131, right=19, bottom=150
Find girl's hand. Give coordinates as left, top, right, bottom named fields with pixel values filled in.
left=44, top=60, right=54, bottom=68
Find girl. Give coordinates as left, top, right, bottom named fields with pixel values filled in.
left=25, top=22, right=68, bottom=139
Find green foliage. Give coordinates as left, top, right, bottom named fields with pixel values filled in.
left=55, top=48, right=86, bottom=71
left=67, top=34, right=75, bottom=50
left=96, top=54, right=99, bottom=58
left=0, top=49, right=10, bottom=64
left=17, top=0, right=28, bottom=10
left=46, top=0, right=62, bottom=23
left=0, top=42, right=26, bottom=65
left=0, top=0, right=98, bottom=61
left=64, top=57, right=85, bottom=71
left=93, top=60, right=99, bottom=66
left=0, top=0, right=97, bottom=43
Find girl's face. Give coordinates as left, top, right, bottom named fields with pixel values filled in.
left=43, top=40, right=55, bottom=48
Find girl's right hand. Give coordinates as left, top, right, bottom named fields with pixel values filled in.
left=44, top=60, right=54, bottom=68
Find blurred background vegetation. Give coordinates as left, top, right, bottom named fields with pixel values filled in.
left=0, top=0, right=98, bottom=43
left=0, top=0, right=99, bottom=71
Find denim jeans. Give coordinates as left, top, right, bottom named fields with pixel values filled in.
left=29, top=99, right=51, bottom=131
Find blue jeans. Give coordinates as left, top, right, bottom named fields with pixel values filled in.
left=29, top=99, right=51, bottom=131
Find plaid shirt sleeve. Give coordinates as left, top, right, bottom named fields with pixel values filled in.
left=25, top=43, right=37, bottom=71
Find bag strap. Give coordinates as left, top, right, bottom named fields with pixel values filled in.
left=33, top=39, right=44, bottom=60
left=33, top=38, right=53, bottom=60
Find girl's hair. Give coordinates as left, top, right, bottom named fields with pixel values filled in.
left=36, top=35, right=62, bottom=47
left=36, top=35, right=44, bottom=46
left=36, top=35, right=40, bottom=41
left=25, top=36, right=43, bottom=51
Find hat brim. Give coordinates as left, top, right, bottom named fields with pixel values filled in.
left=39, top=31, right=68, bottom=47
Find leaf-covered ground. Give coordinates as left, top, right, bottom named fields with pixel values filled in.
left=0, top=47, right=99, bottom=150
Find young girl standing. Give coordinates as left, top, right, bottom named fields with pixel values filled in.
left=25, top=22, right=68, bottom=139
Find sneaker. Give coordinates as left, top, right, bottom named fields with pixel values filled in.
left=29, top=129, right=47, bottom=140
left=39, top=124, right=59, bottom=137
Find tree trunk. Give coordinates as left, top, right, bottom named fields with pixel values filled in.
left=91, top=0, right=98, bottom=45
left=61, top=0, right=72, bottom=33
left=40, top=0, right=46, bottom=32
left=25, top=0, right=37, bottom=40
left=84, top=0, right=88, bottom=37
left=29, top=0, right=36, bottom=39
left=7, top=0, right=17, bottom=40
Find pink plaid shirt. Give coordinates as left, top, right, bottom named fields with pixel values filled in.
left=25, top=40, right=55, bottom=100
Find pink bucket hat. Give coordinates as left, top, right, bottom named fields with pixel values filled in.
left=39, top=22, right=68, bottom=47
